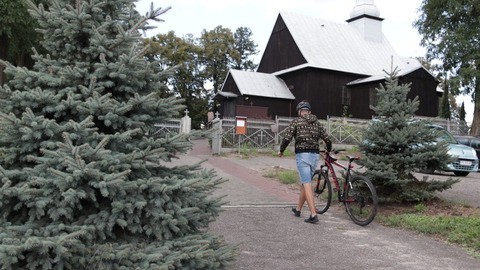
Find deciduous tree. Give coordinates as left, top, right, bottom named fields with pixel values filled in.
left=232, top=27, right=258, bottom=71
left=199, top=26, right=237, bottom=95
left=144, top=32, right=208, bottom=128
left=414, top=0, right=480, bottom=135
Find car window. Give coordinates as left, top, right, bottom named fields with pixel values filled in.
left=455, top=137, right=470, bottom=145
left=436, top=129, right=457, bottom=144
left=471, top=138, right=480, bottom=148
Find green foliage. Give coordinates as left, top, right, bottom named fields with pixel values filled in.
left=414, top=203, right=427, bottom=213
left=263, top=167, right=298, bottom=185
left=342, top=105, right=352, bottom=118
left=380, top=213, right=480, bottom=256
left=0, top=0, right=48, bottom=85
left=277, top=148, right=293, bottom=157
left=358, top=69, right=458, bottom=203
left=238, top=142, right=259, bottom=158
left=414, top=0, right=480, bottom=134
left=198, top=25, right=258, bottom=99
left=144, top=26, right=258, bottom=128
left=144, top=32, right=208, bottom=129
left=277, top=170, right=298, bottom=184
left=232, top=27, right=258, bottom=71
left=460, top=102, right=466, bottom=121
left=0, top=0, right=235, bottom=268
left=439, top=80, right=451, bottom=119
left=199, top=26, right=236, bottom=94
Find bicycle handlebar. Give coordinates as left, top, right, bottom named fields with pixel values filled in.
left=320, top=148, right=346, bottom=154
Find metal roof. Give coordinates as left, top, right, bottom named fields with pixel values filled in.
left=279, top=11, right=414, bottom=76
left=216, top=91, right=238, bottom=98
left=228, top=69, right=295, bottom=100
left=220, top=9, right=429, bottom=99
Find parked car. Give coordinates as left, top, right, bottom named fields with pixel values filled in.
left=453, top=135, right=480, bottom=163
left=430, top=126, right=478, bottom=176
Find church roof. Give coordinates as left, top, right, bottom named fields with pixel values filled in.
left=278, top=11, right=417, bottom=76
left=227, top=69, right=294, bottom=100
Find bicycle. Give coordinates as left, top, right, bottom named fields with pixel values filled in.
left=312, top=149, right=378, bottom=226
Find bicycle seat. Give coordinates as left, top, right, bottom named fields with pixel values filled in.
left=347, top=155, right=359, bottom=162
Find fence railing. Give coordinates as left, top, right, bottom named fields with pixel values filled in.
left=325, top=116, right=369, bottom=145
left=211, top=115, right=468, bottom=154
left=147, top=112, right=192, bottom=138
left=148, top=119, right=182, bottom=138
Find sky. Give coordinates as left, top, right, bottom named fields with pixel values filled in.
left=134, top=0, right=473, bottom=123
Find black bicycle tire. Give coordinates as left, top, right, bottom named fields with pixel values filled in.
left=345, top=175, right=378, bottom=226
left=312, top=170, right=332, bottom=214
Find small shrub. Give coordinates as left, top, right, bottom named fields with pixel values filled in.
left=414, top=203, right=427, bottom=213
left=264, top=167, right=298, bottom=185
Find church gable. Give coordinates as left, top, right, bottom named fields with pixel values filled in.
left=256, top=14, right=307, bottom=74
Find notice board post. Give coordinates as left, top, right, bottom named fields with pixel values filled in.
left=235, top=116, right=247, bottom=154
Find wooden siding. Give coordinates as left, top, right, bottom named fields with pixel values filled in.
left=257, top=15, right=307, bottom=73
left=236, top=105, right=269, bottom=119
left=278, top=68, right=366, bottom=119
left=348, top=85, right=374, bottom=119
left=273, top=68, right=438, bottom=120
left=400, top=68, right=440, bottom=117
left=347, top=69, right=440, bottom=119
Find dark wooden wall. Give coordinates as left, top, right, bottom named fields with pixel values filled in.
left=401, top=68, right=440, bottom=117
left=257, top=15, right=307, bottom=73
left=278, top=68, right=366, bottom=119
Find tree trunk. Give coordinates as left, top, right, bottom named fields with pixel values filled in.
left=469, top=80, right=480, bottom=136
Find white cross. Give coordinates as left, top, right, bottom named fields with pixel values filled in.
left=215, top=111, right=220, bottom=118
left=184, top=109, right=189, bottom=116
left=257, top=130, right=266, bottom=145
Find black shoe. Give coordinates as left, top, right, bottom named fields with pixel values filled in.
left=304, top=215, right=319, bottom=223
left=291, top=207, right=301, bottom=217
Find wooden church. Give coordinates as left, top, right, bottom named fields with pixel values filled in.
left=215, top=0, right=440, bottom=120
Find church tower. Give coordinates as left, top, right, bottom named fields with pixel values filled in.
left=346, top=0, right=384, bottom=42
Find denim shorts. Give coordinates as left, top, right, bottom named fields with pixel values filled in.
left=295, top=152, right=320, bottom=184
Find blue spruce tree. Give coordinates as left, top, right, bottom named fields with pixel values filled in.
left=0, top=0, right=234, bottom=268
left=359, top=69, right=458, bottom=202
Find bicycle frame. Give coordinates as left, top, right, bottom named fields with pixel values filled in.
left=313, top=150, right=378, bottom=226
left=320, top=151, right=357, bottom=202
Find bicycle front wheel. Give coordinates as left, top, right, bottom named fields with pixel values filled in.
left=345, top=175, right=378, bottom=226
left=312, top=169, right=332, bottom=214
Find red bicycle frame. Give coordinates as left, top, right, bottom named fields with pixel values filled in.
left=320, top=151, right=359, bottom=202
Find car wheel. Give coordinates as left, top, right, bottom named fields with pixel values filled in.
left=453, top=171, right=469, bottom=177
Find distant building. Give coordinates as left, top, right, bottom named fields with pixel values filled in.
left=215, top=0, right=440, bottom=119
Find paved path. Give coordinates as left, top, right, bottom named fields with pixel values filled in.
left=174, top=139, right=480, bottom=269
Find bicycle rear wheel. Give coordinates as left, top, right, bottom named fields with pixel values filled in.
left=312, top=169, right=332, bottom=214
left=345, top=175, right=378, bottom=226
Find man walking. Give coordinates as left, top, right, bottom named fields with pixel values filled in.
left=278, top=101, right=332, bottom=223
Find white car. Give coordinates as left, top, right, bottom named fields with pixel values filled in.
left=431, top=126, right=478, bottom=176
